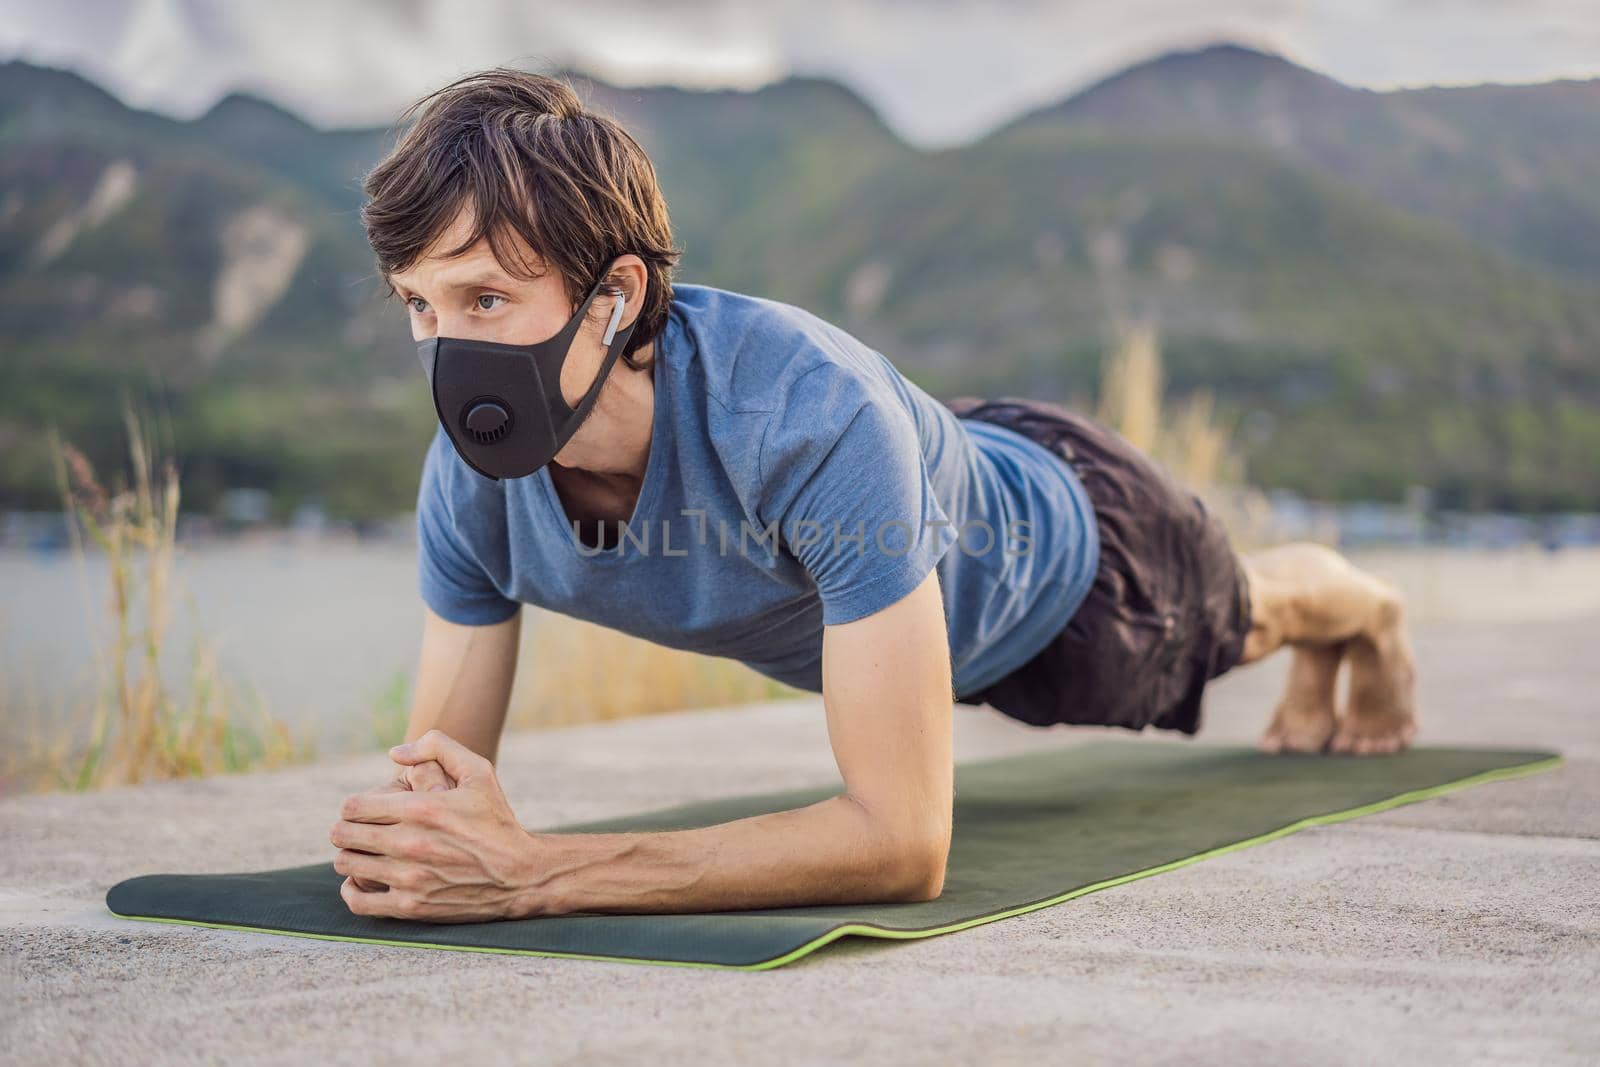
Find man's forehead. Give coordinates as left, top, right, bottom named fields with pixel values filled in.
left=389, top=238, right=547, bottom=293
left=390, top=200, right=552, bottom=289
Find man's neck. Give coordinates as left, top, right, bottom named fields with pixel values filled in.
left=552, top=339, right=656, bottom=481
left=546, top=340, right=657, bottom=533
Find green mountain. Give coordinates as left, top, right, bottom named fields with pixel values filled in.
left=1003, top=43, right=1600, bottom=278
left=0, top=62, right=419, bottom=516
left=769, top=127, right=1600, bottom=508
left=1, top=47, right=1596, bottom=517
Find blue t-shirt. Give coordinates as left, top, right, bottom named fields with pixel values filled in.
left=417, top=282, right=1099, bottom=698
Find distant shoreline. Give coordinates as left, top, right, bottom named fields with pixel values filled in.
left=7, top=499, right=1599, bottom=554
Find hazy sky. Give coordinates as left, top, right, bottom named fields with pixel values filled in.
left=6, top=0, right=1600, bottom=146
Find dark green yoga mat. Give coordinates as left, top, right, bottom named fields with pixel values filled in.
left=106, top=740, right=1561, bottom=970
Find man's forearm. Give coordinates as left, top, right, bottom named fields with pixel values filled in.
left=404, top=698, right=507, bottom=763
left=407, top=611, right=522, bottom=763
left=517, top=792, right=946, bottom=916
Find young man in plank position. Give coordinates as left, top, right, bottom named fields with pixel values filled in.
left=329, top=69, right=1418, bottom=923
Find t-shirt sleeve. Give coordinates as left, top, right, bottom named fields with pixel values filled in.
left=757, top=367, right=957, bottom=626
left=416, top=430, right=520, bottom=626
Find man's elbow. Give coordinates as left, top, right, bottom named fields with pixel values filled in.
left=845, top=793, right=950, bottom=902
left=883, top=829, right=950, bottom=902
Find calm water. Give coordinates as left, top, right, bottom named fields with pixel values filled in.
left=0, top=537, right=428, bottom=753
left=5, top=537, right=1598, bottom=758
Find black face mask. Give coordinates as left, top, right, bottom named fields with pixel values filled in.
left=415, top=267, right=639, bottom=481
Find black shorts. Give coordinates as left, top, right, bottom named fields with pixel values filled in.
left=947, top=397, right=1253, bottom=735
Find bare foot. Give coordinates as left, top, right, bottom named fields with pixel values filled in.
left=1329, top=710, right=1417, bottom=755
left=1330, top=605, right=1418, bottom=756
left=1257, top=642, right=1342, bottom=755
left=1258, top=698, right=1338, bottom=754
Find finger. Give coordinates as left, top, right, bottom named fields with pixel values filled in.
left=328, top=817, right=400, bottom=855
left=351, top=875, right=389, bottom=893
left=341, top=875, right=428, bottom=921
left=341, top=875, right=388, bottom=914
left=390, top=729, right=492, bottom=787
left=333, top=847, right=409, bottom=888
left=408, top=759, right=454, bottom=793
left=339, top=788, right=415, bottom=824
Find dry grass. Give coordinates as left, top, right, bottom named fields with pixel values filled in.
left=2, top=404, right=306, bottom=793
left=1096, top=320, right=1316, bottom=549
left=356, top=614, right=798, bottom=747
left=505, top=614, right=798, bottom=730
left=3, top=322, right=1290, bottom=794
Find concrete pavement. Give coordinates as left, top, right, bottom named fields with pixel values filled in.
left=2, top=613, right=1596, bottom=1065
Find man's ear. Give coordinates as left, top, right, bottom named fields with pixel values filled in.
left=610, top=255, right=648, bottom=307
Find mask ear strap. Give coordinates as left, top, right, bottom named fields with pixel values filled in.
left=542, top=267, right=624, bottom=420
left=553, top=282, right=637, bottom=434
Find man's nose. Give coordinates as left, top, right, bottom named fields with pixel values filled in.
left=416, top=337, right=438, bottom=379
left=418, top=311, right=483, bottom=341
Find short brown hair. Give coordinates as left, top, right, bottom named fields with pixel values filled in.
left=361, top=68, right=681, bottom=368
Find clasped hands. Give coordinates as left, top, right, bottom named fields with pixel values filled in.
left=329, top=730, right=546, bottom=922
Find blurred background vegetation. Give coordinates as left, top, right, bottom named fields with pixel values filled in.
left=4, top=42, right=1598, bottom=521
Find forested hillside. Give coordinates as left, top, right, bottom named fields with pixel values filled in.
left=2, top=45, right=1595, bottom=516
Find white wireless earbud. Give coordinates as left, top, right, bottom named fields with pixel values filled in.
left=602, top=292, right=628, bottom=346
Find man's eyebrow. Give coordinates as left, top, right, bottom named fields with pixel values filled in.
left=390, top=268, right=522, bottom=299
left=438, top=269, right=520, bottom=291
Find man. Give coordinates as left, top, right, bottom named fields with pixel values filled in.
left=329, top=69, right=1418, bottom=923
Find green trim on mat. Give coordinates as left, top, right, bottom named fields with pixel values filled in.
left=107, top=752, right=1565, bottom=971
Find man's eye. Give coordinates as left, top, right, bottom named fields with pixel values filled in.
left=406, top=297, right=429, bottom=314
left=475, top=294, right=506, bottom=311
